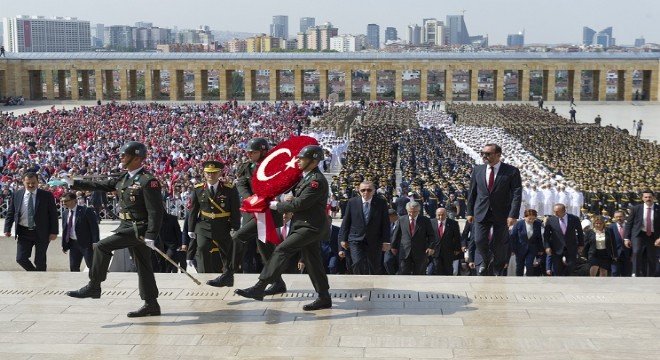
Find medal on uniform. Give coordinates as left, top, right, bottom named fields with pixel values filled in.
left=130, top=196, right=135, bottom=202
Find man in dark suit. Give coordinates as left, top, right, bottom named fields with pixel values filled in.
left=395, top=192, right=410, bottom=216
left=391, top=201, right=436, bottom=275
left=382, top=209, right=400, bottom=275
left=158, top=210, right=184, bottom=273
left=430, top=208, right=461, bottom=275
left=466, top=143, right=522, bottom=276
left=236, top=145, right=332, bottom=311
left=543, top=203, right=585, bottom=276
left=610, top=210, right=632, bottom=277
left=60, top=191, right=100, bottom=272
left=325, top=218, right=343, bottom=274
left=338, top=181, right=390, bottom=274
left=4, top=172, right=59, bottom=271
left=624, top=189, right=660, bottom=277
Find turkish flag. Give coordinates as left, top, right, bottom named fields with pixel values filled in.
left=241, top=136, right=319, bottom=245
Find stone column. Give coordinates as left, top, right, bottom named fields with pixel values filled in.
left=616, top=70, right=625, bottom=101
left=319, top=69, right=328, bottom=100
left=129, top=70, right=137, bottom=99
left=369, top=70, right=377, bottom=101
left=594, top=69, right=607, bottom=101
left=444, top=69, right=453, bottom=103
left=395, top=69, right=403, bottom=101
left=244, top=69, right=255, bottom=102
left=220, top=70, right=231, bottom=101
left=495, top=68, right=504, bottom=101
left=195, top=69, right=208, bottom=101
left=81, top=70, right=90, bottom=99
left=521, top=69, right=531, bottom=101
left=571, top=69, right=581, bottom=102
left=144, top=70, right=153, bottom=100
left=344, top=69, right=352, bottom=101
left=647, top=69, right=658, bottom=101
left=70, top=69, right=79, bottom=100
left=545, top=69, right=556, bottom=102
left=294, top=68, right=303, bottom=101
left=623, top=69, right=633, bottom=101
left=269, top=69, right=281, bottom=101
left=470, top=69, right=478, bottom=101
left=119, top=69, right=128, bottom=101
left=153, top=70, right=161, bottom=99
left=57, top=70, right=67, bottom=99
left=420, top=68, right=428, bottom=101
left=642, top=70, right=652, bottom=101
left=45, top=70, right=55, bottom=100
left=93, top=69, right=103, bottom=100
left=104, top=70, right=114, bottom=100
left=170, top=69, right=183, bottom=101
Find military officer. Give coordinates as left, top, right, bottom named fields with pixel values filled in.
left=206, top=138, right=286, bottom=296
left=235, top=145, right=332, bottom=311
left=188, top=160, right=241, bottom=273
left=66, top=141, right=164, bottom=318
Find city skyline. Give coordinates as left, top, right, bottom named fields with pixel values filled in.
left=1, top=0, right=658, bottom=45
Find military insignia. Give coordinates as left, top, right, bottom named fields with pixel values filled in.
left=150, top=180, right=159, bottom=188
left=133, top=175, right=140, bottom=181
left=310, top=181, right=319, bottom=189
left=130, top=196, right=136, bottom=202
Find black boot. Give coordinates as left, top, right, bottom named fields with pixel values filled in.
left=303, top=293, right=332, bottom=311
left=264, top=278, right=287, bottom=296
left=127, top=300, right=161, bottom=318
left=206, top=271, right=234, bottom=287
left=66, top=283, right=101, bottom=299
left=234, top=280, right=267, bottom=301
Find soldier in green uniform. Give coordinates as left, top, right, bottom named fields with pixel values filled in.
left=235, top=145, right=332, bottom=311
left=206, top=138, right=286, bottom=296
left=187, top=161, right=241, bottom=273
left=66, top=141, right=164, bottom=318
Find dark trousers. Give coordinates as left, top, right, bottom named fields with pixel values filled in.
left=15, top=226, right=49, bottom=271
left=399, top=256, right=428, bottom=275
left=473, top=218, right=510, bottom=274
left=611, top=252, right=632, bottom=277
left=90, top=232, right=158, bottom=301
left=432, top=255, right=454, bottom=275
left=195, top=226, right=230, bottom=273
left=632, top=233, right=657, bottom=277
left=348, top=241, right=374, bottom=275
left=231, top=214, right=276, bottom=274
left=549, top=249, right=576, bottom=276
left=67, top=239, right=94, bottom=272
left=259, top=227, right=329, bottom=295
left=514, top=250, right=537, bottom=276
left=382, top=250, right=398, bottom=275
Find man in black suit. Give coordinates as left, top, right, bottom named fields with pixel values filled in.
left=4, top=172, right=59, bottom=271
left=624, top=189, right=660, bottom=277
left=391, top=201, right=436, bottom=275
left=60, top=191, right=100, bottom=272
left=610, top=210, right=632, bottom=277
left=543, top=203, right=585, bottom=276
left=158, top=211, right=184, bottom=273
left=338, top=181, right=390, bottom=274
left=430, top=208, right=462, bottom=276
left=466, top=143, right=522, bottom=276
left=395, top=191, right=410, bottom=216
left=382, top=209, right=400, bottom=275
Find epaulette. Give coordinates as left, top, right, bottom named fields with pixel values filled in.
left=194, top=183, right=205, bottom=188
left=223, top=183, right=234, bottom=189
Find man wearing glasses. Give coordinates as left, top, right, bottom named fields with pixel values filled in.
left=338, top=181, right=391, bottom=274
left=60, top=191, right=100, bottom=272
left=466, top=143, right=522, bottom=276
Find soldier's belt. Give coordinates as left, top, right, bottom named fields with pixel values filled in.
left=118, top=213, right=133, bottom=220
left=200, top=210, right=231, bottom=219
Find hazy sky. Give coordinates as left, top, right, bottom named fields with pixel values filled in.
left=2, top=0, right=658, bottom=45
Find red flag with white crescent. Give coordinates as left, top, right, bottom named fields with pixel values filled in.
left=240, top=136, right=319, bottom=245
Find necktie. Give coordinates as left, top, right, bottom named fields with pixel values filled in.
left=363, top=202, right=369, bottom=222
left=619, top=224, right=624, bottom=239
left=560, top=217, right=567, bottom=235
left=65, top=209, right=74, bottom=243
left=282, top=223, right=288, bottom=239
left=209, top=185, right=215, bottom=199
left=409, top=218, right=415, bottom=234
left=487, top=166, right=495, bottom=192
left=647, top=207, right=653, bottom=237
left=27, top=192, right=35, bottom=228
left=438, top=221, right=444, bottom=238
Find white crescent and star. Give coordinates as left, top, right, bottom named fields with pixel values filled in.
left=256, top=148, right=298, bottom=181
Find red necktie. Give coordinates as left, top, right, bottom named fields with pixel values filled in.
left=282, top=223, right=288, bottom=239
left=619, top=224, right=624, bottom=239
left=409, top=218, right=415, bottom=234
left=487, top=166, right=495, bottom=192
left=438, top=221, right=444, bottom=238
left=647, top=207, right=653, bottom=237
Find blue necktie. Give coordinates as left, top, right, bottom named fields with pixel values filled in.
left=363, top=202, right=369, bottom=222
left=27, top=192, right=35, bottom=228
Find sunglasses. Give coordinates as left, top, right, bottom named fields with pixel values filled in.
left=480, top=152, right=494, bottom=156
left=359, top=189, right=373, bottom=193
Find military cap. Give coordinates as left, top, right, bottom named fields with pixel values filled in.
left=203, top=160, right=224, bottom=173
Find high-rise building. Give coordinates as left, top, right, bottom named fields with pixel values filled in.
left=422, top=18, right=444, bottom=46
left=135, top=22, right=153, bottom=28
left=367, top=23, right=380, bottom=49
left=105, top=25, right=134, bottom=49
left=582, top=27, right=596, bottom=46
left=384, top=27, right=398, bottom=42
left=446, top=15, right=470, bottom=45
left=91, top=23, right=104, bottom=48
left=134, top=27, right=172, bottom=50
left=330, top=34, right=357, bottom=52
left=583, top=26, right=614, bottom=47
left=270, top=15, right=288, bottom=40
left=408, top=24, right=421, bottom=45
left=3, top=15, right=91, bottom=52
left=298, top=22, right=338, bottom=51
left=634, top=36, right=645, bottom=47
left=507, top=32, right=524, bottom=47
left=227, top=38, right=247, bottom=52
left=247, top=34, right=282, bottom=52
left=300, top=17, right=315, bottom=33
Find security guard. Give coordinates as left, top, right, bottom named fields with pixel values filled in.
left=188, top=160, right=240, bottom=273
left=66, top=141, right=164, bottom=318
left=235, top=145, right=332, bottom=311
left=206, top=138, right=286, bottom=296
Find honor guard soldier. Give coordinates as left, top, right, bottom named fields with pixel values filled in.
left=66, top=141, right=164, bottom=318
left=188, top=161, right=241, bottom=273
left=236, top=145, right=332, bottom=311
left=206, top=138, right=286, bottom=296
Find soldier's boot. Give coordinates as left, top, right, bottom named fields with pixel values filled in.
left=66, top=282, right=101, bottom=299
left=206, top=271, right=234, bottom=287
left=302, top=292, right=332, bottom=311
left=234, top=280, right=267, bottom=301
left=264, top=277, right=287, bottom=296
left=127, top=299, right=161, bottom=318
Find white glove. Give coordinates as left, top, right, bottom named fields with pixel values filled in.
left=61, top=174, right=74, bottom=186
left=144, top=239, right=156, bottom=250
left=269, top=201, right=278, bottom=210
left=187, top=231, right=196, bottom=239
left=186, top=260, right=195, bottom=267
